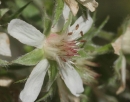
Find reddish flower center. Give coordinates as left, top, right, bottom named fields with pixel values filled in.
left=44, top=33, right=79, bottom=60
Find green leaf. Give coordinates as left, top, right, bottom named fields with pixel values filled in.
left=44, top=61, right=58, bottom=92
left=61, top=12, right=72, bottom=34
left=78, top=50, right=87, bottom=58
left=85, top=44, right=114, bottom=56
left=52, top=0, right=64, bottom=26
left=0, top=59, right=8, bottom=66
left=79, top=44, right=113, bottom=58
left=0, top=8, right=9, bottom=18
left=1, top=1, right=32, bottom=24
left=12, top=49, right=44, bottom=66
left=9, top=1, right=32, bottom=19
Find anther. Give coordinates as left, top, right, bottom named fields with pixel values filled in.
left=75, top=24, right=79, bottom=30
left=68, top=32, right=73, bottom=35
left=80, top=31, right=83, bottom=36
left=80, top=40, right=87, bottom=42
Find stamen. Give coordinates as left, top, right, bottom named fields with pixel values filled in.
left=80, top=31, right=83, bottom=36
left=61, top=57, right=67, bottom=62
left=68, top=32, right=73, bottom=35
left=80, top=40, right=87, bottom=42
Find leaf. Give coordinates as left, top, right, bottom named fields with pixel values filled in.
left=52, top=0, right=64, bottom=27
left=1, top=1, right=32, bottom=24
left=10, top=1, right=32, bottom=18
left=12, top=49, right=44, bottom=66
left=44, top=61, right=58, bottom=92
left=0, top=8, right=9, bottom=18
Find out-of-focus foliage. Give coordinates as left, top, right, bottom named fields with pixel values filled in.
left=1, top=0, right=130, bottom=102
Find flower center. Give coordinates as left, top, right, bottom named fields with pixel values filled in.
left=43, top=33, right=78, bottom=61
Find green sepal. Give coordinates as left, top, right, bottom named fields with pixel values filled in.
left=52, top=0, right=64, bottom=27
left=43, top=12, right=52, bottom=35
left=1, top=1, right=32, bottom=24
left=12, top=49, right=44, bottom=66
left=44, top=60, right=58, bottom=92
left=61, top=12, right=73, bottom=34
left=84, top=44, right=114, bottom=56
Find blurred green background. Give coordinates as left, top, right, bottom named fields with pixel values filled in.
left=1, top=0, right=130, bottom=102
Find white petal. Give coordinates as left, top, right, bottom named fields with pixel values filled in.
left=60, top=62, right=84, bottom=96
left=69, top=16, right=84, bottom=31
left=8, top=19, right=44, bottom=48
left=82, top=13, right=93, bottom=34
left=51, top=3, right=70, bottom=33
left=51, top=15, right=65, bottom=33
left=68, top=13, right=93, bottom=40
left=63, top=3, right=71, bottom=22
left=0, top=32, right=11, bottom=56
left=20, top=59, right=49, bottom=102
left=116, top=56, right=126, bottom=94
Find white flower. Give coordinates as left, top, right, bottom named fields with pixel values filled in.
left=0, top=32, right=11, bottom=56
left=7, top=4, right=93, bottom=102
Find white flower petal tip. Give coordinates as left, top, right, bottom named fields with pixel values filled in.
left=63, top=3, right=71, bottom=19
left=64, top=0, right=79, bottom=16
left=7, top=19, right=44, bottom=48
left=20, top=59, right=49, bottom=102
left=111, top=36, right=122, bottom=55
left=0, top=32, right=11, bottom=57
left=51, top=15, right=65, bottom=33
left=60, top=63, right=84, bottom=96
left=79, top=0, right=98, bottom=12
left=51, top=3, right=70, bottom=33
